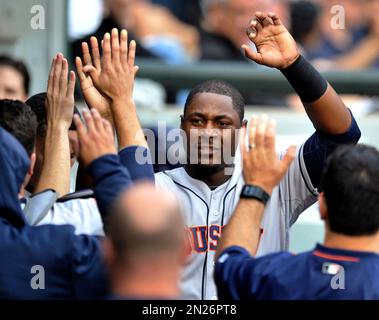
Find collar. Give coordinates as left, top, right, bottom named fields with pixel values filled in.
left=313, top=243, right=379, bottom=262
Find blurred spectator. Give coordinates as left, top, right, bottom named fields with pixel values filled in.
left=71, top=0, right=199, bottom=63
left=199, top=0, right=287, bottom=61
left=151, top=0, right=202, bottom=28
left=291, top=0, right=379, bottom=70
left=104, top=182, right=186, bottom=299
left=0, top=56, right=30, bottom=101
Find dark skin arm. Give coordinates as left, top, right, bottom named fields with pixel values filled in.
left=242, top=12, right=351, bottom=134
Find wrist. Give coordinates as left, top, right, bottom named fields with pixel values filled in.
left=46, top=122, right=70, bottom=135
left=240, top=184, right=271, bottom=204
left=280, top=53, right=301, bottom=70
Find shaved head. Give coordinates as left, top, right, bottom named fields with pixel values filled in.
left=108, top=182, right=185, bottom=262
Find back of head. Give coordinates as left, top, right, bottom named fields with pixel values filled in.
left=109, top=182, right=185, bottom=264
left=184, top=79, right=245, bottom=122
left=321, top=144, right=379, bottom=236
left=0, top=99, right=37, bottom=156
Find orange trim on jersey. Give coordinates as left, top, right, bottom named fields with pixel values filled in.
left=313, top=250, right=360, bottom=262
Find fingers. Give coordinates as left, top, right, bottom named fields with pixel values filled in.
left=120, top=29, right=129, bottom=67
left=75, top=56, right=86, bottom=82
left=47, top=55, right=57, bottom=95
left=82, top=110, right=95, bottom=134
left=268, top=12, right=283, bottom=26
left=241, top=45, right=264, bottom=64
left=111, top=28, right=121, bottom=67
left=53, top=53, right=63, bottom=96
left=91, top=108, right=105, bottom=133
left=59, top=58, right=68, bottom=95
left=81, top=42, right=93, bottom=67
left=67, top=71, right=76, bottom=98
left=74, top=114, right=86, bottom=142
left=281, top=146, right=296, bottom=172
left=90, top=36, right=101, bottom=70
left=102, top=32, right=112, bottom=68
left=265, top=119, right=276, bottom=151
left=255, top=115, right=268, bottom=152
left=128, top=40, right=136, bottom=71
left=248, top=116, right=257, bottom=149
left=255, top=12, right=274, bottom=27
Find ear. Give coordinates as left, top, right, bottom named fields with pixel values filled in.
left=28, top=152, right=36, bottom=176
left=241, top=119, right=248, bottom=128
left=318, top=192, right=328, bottom=221
left=180, top=115, right=184, bottom=130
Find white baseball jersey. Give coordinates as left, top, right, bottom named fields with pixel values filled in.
left=22, top=191, right=104, bottom=236
left=155, top=144, right=318, bottom=300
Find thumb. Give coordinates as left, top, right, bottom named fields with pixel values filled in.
left=82, top=65, right=98, bottom=78
left=280, top=145, right=296, bottom=173
left=242, top=45, right=263, bottom=64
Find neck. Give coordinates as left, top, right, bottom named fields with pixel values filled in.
left=184, top=164, right=233, bottom=188
left=324, top=230, right=379, bottom=254
left=111, top=262, right=180, bottom=299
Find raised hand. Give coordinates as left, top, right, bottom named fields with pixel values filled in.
left=240, top=115, right=296, bottom=194
left=76, top=42, right=112, bottom=122
left=46, top=53, right=76, bottom=129
left=81, top=28, right=138, bottom=104
left=74, top=109, right=116, bottom=167
left=242, top=12, right=299, bottom=69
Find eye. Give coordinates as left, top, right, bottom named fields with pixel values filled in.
left=190, top=118, right=204, bottom=126
left=218, top=121, right=231, bottom=128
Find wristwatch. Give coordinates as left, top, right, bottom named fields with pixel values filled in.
left=240, top=184, right=270, bottom=204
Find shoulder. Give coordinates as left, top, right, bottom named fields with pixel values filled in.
left=155, top=167, right=186, bottom=187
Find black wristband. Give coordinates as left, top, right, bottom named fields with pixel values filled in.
left=240, top=184, right=270, bottom=205
left=280, top=55, right=328, bottom=103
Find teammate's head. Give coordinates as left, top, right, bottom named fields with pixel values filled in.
left=0, top=99, right=37, bottom=191
left=26, top=92, right=80, bottom=191
left=319, top=144, right=379, bottom=237
left=0, top=56, right=30, bottom=101
left=104, top=182, right=186, bottom=298
left=181, top=80, right=246, bottom=174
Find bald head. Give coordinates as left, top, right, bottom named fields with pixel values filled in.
left=109, top=182, right=185, bottom=262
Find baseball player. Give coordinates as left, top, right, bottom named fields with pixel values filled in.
left=153, top=12, right=361, bottom=299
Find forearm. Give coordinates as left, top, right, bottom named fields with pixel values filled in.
left=334, top=36, right=379, bottom=70
left=112, top=99, right=148, bottom=150
left=118, top=146, right=155, bottom=182
left=216, top=199, right=264, bottom=259
left=34, top=125, right=71, bottom=196
left=281, top=55, right=351, bottom=134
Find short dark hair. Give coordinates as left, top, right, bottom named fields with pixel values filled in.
left=0, top=56, right=30, bottom=95
left=0, top=99, right=37, bottom=156
left=321, top=144, right=379, bottom=236
left=184, top=80, right=245, bottom=122
left=26, top=92, right=80, bottom=138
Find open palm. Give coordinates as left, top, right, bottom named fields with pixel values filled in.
left=243, top=12, right=299, bottom=69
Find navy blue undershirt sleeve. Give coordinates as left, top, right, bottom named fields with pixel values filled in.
left=118, top=146, right=155, bottom=182
left=215, top=246, right=292, bottom=300
left=303, top=111, right=361, bottom=190
left=86, top=154, right=132, bottom=220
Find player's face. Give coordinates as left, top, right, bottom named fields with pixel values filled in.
left=181, top=92, right=241, bottom=170
left=0, top=66, right=27, bottom=101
